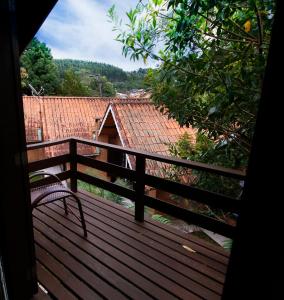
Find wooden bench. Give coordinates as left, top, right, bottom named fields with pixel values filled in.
left=30, top=171, right=87, bottom=237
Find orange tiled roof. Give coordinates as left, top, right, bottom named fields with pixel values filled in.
left=102, top=101, right=196, bottom=176
left=23, top=96, right=195, bottom=177
left=23, top=96, right=42, bottom=142
left=39, top=97, right=112, bottom=156
left=23, top=96, right=148, bottom=156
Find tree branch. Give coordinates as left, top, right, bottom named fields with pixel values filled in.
left=254, top=1, right=264, bottom=54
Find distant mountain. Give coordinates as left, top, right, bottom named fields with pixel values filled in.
left=54, top=59, right=148, bottom=93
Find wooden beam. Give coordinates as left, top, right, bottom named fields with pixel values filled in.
left=135, top=155, right=146, bottom=221
left=223, top=1, right=282, bottom=298
left=28, top=138, right=245, bottom=239
left=0, top=1, right=37, bottom=298
left=145, top=174, right=240, bottom=213
left=16, top=0, right=58, bottom=54
left=27, top=138, right=71, bottom=150
left=28, top=154, right=70, bottom=172
left=77, top=155, right=135, bottom=180
left=31, top=137, right=245, bottom=179
left=144, top=196, right=235, bottom=238
left=70, top=139, right=77, bottom=192
left=74, top=137, right=246, bottom=179
left=77, top=172, right=135, bottom=200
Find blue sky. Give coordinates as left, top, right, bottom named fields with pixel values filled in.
left=37, top=0, right=156, bottom=71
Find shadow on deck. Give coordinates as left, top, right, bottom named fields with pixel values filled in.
left=32, top=190, right=229, bottom=300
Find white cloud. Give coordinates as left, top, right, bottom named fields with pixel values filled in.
left=37, top=0, right=156, bottom=71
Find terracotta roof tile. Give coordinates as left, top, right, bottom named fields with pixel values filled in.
left=23, top=97, right=112, bottom=154
left=103, top=101, right=196, bottom=176
left=23, top=96, right=42, bottom=142
left=24, top=97, right=196, bottom=177
left=23, top=96, right=149, bottom=157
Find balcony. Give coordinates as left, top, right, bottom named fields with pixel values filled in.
left=28, top=138, right=245, bottom=299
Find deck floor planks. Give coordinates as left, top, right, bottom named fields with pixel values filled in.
left=36, top=261, right=77, bottom=300
left=34, top=210, right=201, bottom=300
left=39, top=203, right=222, bottom=299
left=34, top=217, right=160, bottom=300
left=79, top=190, right=229, bottom=262
left=35, top=242, right=105, bottom=300
left=33, top=191, right=229, bottom=300
left=32, top=287, right=52, bottom=300
left=80, top=190, right=229, bottom=258
left=77, top=191, right=228, bottom=272
left=52, top=200, right=225, bottom=288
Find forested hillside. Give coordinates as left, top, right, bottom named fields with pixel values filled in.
left=20, top=38, right=148, bottom=96
left=54, top=59, right=148, bottom=93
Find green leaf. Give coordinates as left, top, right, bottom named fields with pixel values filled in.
left=137, top=30, right=141, bottom=42
left=107, top=0, right=275, bottom=182
left=153, top=16, right=157, bottom=28
left=152, top=214, right=171, bottom=224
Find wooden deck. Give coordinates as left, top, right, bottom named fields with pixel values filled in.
left=32, top=190, right=229, bottom=300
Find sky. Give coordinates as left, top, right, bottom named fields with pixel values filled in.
left=36, top=0, right=156, bottom=71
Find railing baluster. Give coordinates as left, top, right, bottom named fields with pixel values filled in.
left=70, top=139, right=77, bottom=192
left=27, top=137, right=243, bottom=237
left=135, top=155, right=146, bottom=222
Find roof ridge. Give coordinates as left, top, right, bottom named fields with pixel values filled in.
left=22, top=96, right=152, bottom=102
left=23, top=96, right=115, bottom=100
left=110, top=99, right=152, bottom=105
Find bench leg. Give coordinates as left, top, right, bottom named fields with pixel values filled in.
left=63, top=198, right=68, bottom=215
left=73, top=197, right=87, bottom=237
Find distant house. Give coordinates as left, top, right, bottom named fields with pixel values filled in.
left=127, top=89, right=151, bottom=99
left=24, top=96, right=196, bottom=199
left=23, top=96, right=141, bottom=161
left=116, top=89, right=151, bottom=99
left=97, top=100, right=196, bottom=199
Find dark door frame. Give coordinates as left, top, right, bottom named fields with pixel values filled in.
left=0, top=1, right=37, bottom=298
left=223, top=1, right=282, bottom=298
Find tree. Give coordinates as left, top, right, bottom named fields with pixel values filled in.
left=60, top=69, right=90, bottom=96
left=168, top=132, right=242, bottom=195
left=167, top=132, right=241, bottom=224
left=89, top=75, right=116, bottom=97
left=20, top=37, right=60, bottom=95
left=20, top=67, right=28, bottom=90
left=109, top=0, right=275, bottom=170
left=54, top=59, right=148, bottom=93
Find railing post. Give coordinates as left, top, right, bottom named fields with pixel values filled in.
left=70, top=139, right=77, bottom=192
left=135, top=155, right=146, bottom=222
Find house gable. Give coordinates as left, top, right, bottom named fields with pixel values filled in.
left=98, top=104, right=132, bottom=169
left=99, top=101, right=196, bottom=177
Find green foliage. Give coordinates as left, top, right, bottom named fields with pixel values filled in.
left=21, top=42, right=148, bottom=96
left=55, top=59, right=128, bottom=82
left=167, top=132, right=241, bottom=223
left=60, top=69, right=91, bottom=96
left=109, top=0, right=275, bottom=169
left=89, top=75, right=116, bottom=97
left=223, top=238, right=233, bottom=251
left=168, top=132, right=196, bottom=159
left=78, top=177, right=132, bottom=205
left=28, top=172, right=44, bottom=183
left=20, top=37, right=60, bottom=95
left=151, top=214, right=171, bottom=224
left=114, top=68, right=149, bottom=92
left=168, top=132, right=242, bottom=197
left=20, top=67, right=28, bottom=89
left=55, top=59, right=148, bottom=93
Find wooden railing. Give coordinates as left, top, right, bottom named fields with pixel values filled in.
left=27, top=137, right=246, bottom=238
